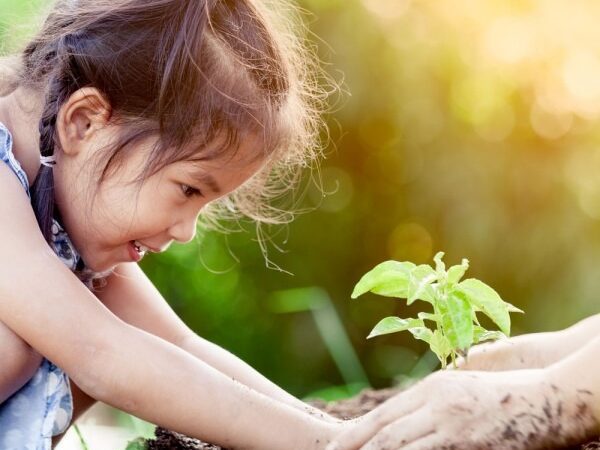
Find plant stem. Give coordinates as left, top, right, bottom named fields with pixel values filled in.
left=73, top=424, right=90, bottom=450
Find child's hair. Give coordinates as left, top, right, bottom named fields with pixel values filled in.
left=0, top=0, right=329, bottom=249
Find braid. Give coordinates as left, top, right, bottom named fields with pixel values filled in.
left=31, top=114, right=58, bottom=243
left=29, top=36, right=77, bottom=243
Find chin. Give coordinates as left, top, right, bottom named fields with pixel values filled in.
left=80, top=252, right=114, bottom=274
left=83, top=261, right=104, bottom=273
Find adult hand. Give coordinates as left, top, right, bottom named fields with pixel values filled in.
left=456, top=330, right=564, bottom=371
left=326, top=368, right=597, bottom=450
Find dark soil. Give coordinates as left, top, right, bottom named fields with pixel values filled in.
left=144, top=388, right=600, bottom=449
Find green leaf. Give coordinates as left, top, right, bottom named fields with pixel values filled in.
left=407, top=264, right=437, bottom=304
left=125, top=438, right=148, bottom=450
left=505, top=302, right=524, bottom=314
left=417, top=311, right=439, bottom=323
left=437, top=291, right=474, bottom=351
left=408, top=326, right=434, bottom=344
left=473, top=326, right=507, bottom=343
left=478, top=330, right=507, bottom=342
left=473, top=325, right=486, bottom=343
left=456, top=278, right=511, bottom=335
left=367, top=317, right=424, bottom=339
left=433, top=251, right=446, bottom=274
left=352, top=261, right=416, bottom=299
left=447, top=258, right=469, bottom=284
left=430, top=330, right=451, bottom=366
left=473, top=326, right=506, bottom=344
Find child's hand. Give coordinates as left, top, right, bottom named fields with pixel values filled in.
left=325, top=368, right=597, bottom=450
left=455, top=330, right=564, bottom=371
left=327, top=419, right=362, bottom=449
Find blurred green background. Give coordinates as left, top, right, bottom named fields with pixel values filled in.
left=4, top=0, right=600, bottom=401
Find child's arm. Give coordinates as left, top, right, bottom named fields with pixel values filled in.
left=0, top=319, right=42, bottom=403
left=0, top=165, right=342, bottom=449
left=180, top=334, right=338, bottom=421
left=97, top=262, right=338, bottom=423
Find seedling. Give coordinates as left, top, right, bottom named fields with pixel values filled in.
left=352, top=252, right=523, bottom=369
left=125, top=439, right=147, bottom=450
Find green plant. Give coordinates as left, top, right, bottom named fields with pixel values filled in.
left=124, top=437, right=148, bottom=450
left=73, top=424, right=90, bottom=450
left=352, top=252, right=523, bottom=368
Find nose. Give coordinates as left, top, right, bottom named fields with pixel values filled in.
left=168, top=212, right=198, bottom=244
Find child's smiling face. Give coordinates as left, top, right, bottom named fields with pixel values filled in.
left=52, top=89, right=266, bottom=272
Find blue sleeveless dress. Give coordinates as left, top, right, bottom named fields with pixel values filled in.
left=0, top=122, right=93, bottom=449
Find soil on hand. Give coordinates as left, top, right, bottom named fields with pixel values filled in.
left=144, top=388, right=600, bottom=450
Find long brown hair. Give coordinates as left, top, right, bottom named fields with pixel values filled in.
left=0, top=0, right=329, bottom=248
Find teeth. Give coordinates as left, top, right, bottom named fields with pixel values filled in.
left=133, top=240, right=150, bottom=254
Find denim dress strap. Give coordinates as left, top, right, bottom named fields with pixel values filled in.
left=0, top=123, right=29, bottom=195
left=0, top=122, right=76, bottom=450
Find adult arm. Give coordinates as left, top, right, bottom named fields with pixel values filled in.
left=457, top=313, right=600, bottom=371
left=326, top=335, right=600, bottom=450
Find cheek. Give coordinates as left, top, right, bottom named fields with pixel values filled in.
left=85, top=171, right=177, bottom=243
left=84, top=186, right=140, bottom=238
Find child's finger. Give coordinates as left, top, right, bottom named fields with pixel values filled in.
left=325, top=391, right=424, bottom=450
left=358, top=409, right=434, bottom=450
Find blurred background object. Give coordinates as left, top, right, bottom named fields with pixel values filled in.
left=5, top=0, right=600, bottom=442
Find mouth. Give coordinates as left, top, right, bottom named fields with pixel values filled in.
left=128, top=240, right=151, bottom=262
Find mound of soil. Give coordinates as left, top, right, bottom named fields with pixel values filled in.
left=144, top=388, right=600, bottom=449
left=146, top=427, right=221, bottom=450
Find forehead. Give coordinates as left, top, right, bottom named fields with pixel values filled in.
left=206, top=129, right=266, bottom=159
left=175, top=135, right=268, bottom=192
left=183, top=128, right=267, bottom=163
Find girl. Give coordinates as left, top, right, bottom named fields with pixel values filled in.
left=0, top=0, right=349, bottom=448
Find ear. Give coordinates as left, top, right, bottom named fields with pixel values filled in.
left=55, top=87, right=112, bottom=157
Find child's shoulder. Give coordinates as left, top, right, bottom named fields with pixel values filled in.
left=0, top=122, right=43, bottom=254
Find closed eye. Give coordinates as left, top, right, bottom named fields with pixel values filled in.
left=180, top=184, right=203, bottom=198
